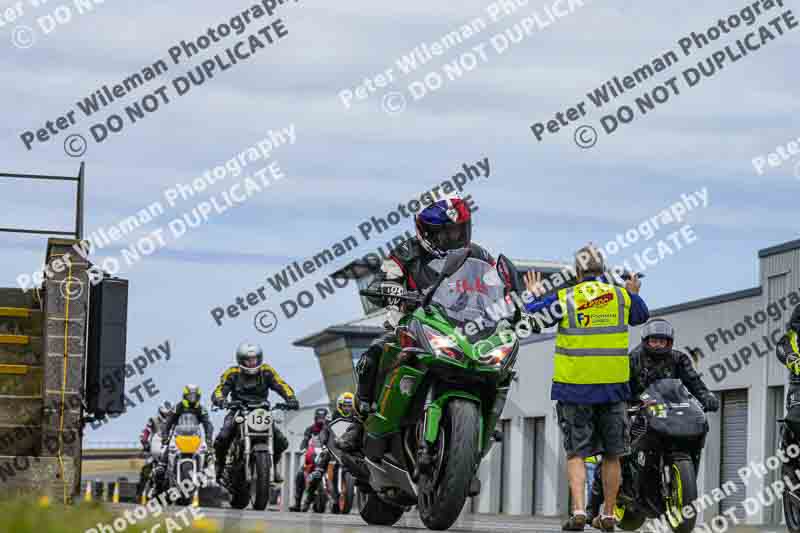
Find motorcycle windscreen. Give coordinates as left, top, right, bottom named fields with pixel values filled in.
left=641, top=379, right=707, bottom=439
left=429, top=258, right=515, bottom=340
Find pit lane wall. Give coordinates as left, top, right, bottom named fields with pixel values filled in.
left=0, top=239, right=91, bottom=502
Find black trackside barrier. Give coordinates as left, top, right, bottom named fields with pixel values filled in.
left=86, top=276, right=130, bottom=417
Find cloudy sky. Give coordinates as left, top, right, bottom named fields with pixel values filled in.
left=1, top=0, right=798, bottom=441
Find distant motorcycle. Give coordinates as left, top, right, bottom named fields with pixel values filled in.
left=137, top=434, right=164, bottom=500
left=609, top=379, right=709, bottom=533
left=163, top=412, right=210, bottom=505
left=215, top=400, right=290, bottom=510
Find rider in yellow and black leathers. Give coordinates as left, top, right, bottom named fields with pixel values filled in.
left=777, top=306, right=800, bottom=441
left=212, top=342, right=299, bottom=482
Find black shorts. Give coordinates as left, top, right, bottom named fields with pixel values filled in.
left=556, top=401, right=630, bottom=459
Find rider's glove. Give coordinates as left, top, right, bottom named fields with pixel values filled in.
left=379, top=281, right=406, bottom=307
left=285, top=399, right=300, bottom=410
left=703, top=393, right=720, bottom=413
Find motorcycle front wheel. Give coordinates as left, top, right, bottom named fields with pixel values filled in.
left=783, top=463, right=800, bottom=533
left=614, top=503, right=647, bottom=531
left=418, top=399, right=480, bottom=531
left=176, top=462, right=194, bottom=506
left=665, top=458, right=698, bottom=533
left=251, top=452, right=271, bottom=511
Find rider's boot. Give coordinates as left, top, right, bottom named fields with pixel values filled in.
left=300, top=490, right=313, bottom=513
left=214, top=448, right=227, bottom=484
left=337, top=345, right=379, bottom=453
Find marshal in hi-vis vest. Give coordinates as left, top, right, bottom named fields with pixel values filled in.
left=554, top=280, right=632, bottom=385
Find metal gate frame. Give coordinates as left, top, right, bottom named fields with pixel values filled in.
left=0, top=162, right=84, bottom=238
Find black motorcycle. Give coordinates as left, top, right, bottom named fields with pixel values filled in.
left=603, top=379, right=709, bottom=533
left=780, top=418, right=800, bottom=533
left=213, top=400, right=291, bottom=510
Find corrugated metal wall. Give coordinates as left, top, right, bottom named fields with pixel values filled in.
left=719, top=389, right=749, bottom=520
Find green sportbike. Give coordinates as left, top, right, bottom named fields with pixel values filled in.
left=326, top=249, right=533, bottom=530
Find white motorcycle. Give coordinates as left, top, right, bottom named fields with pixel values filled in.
left=163, top=412, right=211, bottom=505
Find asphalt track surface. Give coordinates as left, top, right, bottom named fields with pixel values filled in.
left=114, top=504, right=570, bottom=532
left=111, top=503, right=786, bottom=533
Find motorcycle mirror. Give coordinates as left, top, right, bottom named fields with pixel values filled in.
left=496, top=254, right=523, bottom=293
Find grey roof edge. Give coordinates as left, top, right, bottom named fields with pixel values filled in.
left=759, top=238, right=800, bottom=258
left=293, top=324, right=384, bottom=347
left=649, top=286, right=762, bottom=317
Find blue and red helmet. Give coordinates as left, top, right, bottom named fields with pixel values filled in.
left=415, top=196, right=472, bottom=258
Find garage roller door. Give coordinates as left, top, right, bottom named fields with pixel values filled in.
left=720, top=389, right=748, bottom=520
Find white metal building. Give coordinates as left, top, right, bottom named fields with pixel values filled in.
left=293, top=239, right=800, bottom=525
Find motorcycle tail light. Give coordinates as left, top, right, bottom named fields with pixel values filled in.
left=175, top=435, right=201, bottom=454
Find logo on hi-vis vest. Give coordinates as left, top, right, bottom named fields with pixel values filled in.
left=577, top=313, right=591, bottom=326
left=577, top=292, right=614, bottom=311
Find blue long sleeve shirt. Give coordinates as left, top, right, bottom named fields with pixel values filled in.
left=524, top=276, right=650, bottom=404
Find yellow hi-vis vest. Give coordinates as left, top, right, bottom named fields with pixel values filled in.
left=554, top=280, right=632, bottom=385
left=787, top=331, right=800, bottom=375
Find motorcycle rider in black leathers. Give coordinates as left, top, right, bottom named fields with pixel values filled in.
left=586, top=319, right=719, bottom=528
left=336, top=195, right=492, bottom=453
left=153, top=386, right=214, bottom=489
left=137, top=401, right=173, bottom=496
left=776, top=305, right=800, bottom=445
left=212, top=342, right=299, bottom=484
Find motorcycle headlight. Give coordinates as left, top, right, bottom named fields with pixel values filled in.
left=422, top=325, right=464, bottom=362
left=234, top=415, right=245, bottom=424
left=175, top=435, right=201, bottom=454
left=478, top=344, right=514, bottom=367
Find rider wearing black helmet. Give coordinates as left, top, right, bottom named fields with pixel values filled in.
left=629, top=319, right=718, bottom=411
left=212, top=342, right=299, bottom=483
left=289, top=407, right=330, bottom=512
left=337, top=195, right=491, bottom=453
left=586, top=319, right=718, bottom=529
